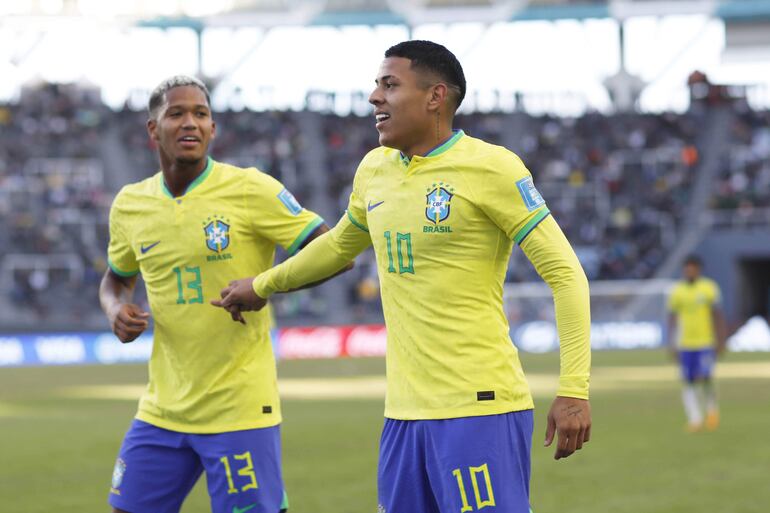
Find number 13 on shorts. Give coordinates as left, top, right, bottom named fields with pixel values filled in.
left=220, top=451, right=259, bottom=494
left=452, top=463, right=496, bottom=511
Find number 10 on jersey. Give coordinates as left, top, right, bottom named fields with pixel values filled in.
left=383, top=231, right=414, bottom=274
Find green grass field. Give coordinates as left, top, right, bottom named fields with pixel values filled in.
left=2, top=350, right=769, bottom=513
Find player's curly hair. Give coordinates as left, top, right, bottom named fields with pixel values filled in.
left=385, top=40, right=466, bottom=113
left=148, top=75, right=211, bottom=120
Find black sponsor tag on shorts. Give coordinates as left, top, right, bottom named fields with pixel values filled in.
left=263, top=406, right=272, bottom=414
left=477, top=391, right=495, bottom=401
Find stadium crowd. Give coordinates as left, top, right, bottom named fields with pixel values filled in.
left=711, top=106, right=770, bottom=225
left=1, top=82, right=765, bottom=328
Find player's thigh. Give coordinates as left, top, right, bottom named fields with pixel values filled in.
left=108, top=419, right=203, bottom=513
left=678, top=350, right=699, bottom=383
left=192, top=424, right=286, bottom=513
left=378, top=419, right=441, bottom=513
left=695, top=349, right=716, bottom=380
left=425, top=411, right=534, bottom=513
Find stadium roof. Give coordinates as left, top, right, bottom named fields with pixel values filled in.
left=5, top=0, right=770, bottom=27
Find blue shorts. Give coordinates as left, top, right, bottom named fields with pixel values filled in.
left=679, top=348, right=716, bottom=383
left=378, top=410, right=534, bottom=513
left=109, top=419, right=287, bottom=513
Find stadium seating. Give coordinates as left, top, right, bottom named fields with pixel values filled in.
left=1, top=82, right=765, bottom=329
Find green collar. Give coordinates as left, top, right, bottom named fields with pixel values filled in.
left=161, top=156, right=214, bottom=199
left=400, top=130, right=465, bottom=166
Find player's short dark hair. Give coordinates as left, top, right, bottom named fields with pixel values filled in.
left=684, top=254, right=703, bottom=268
left=385, top=40, right=466, bottom=112
left=148, top=75, right=211, bottom=120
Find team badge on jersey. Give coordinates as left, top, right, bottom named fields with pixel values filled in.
left=425, top=182, right=455, bottom=224
left=111, top=458, right=126, bottom=489
left=516, top=176, right=545, bottom=211
left=203, top=216, right=230, bottom=253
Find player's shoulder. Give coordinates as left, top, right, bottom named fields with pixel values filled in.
left=456, top=134, right=530, bottom=180
left=357, top=146, right=396, bottom=174
left=212, top=159, right=285, bottom=193
left=699, top=276, right=720, bottom=291
left=111, top=173, right=161, bottom=210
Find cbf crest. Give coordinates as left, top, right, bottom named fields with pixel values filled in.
left=111, top=458, right=126, bottom=489
left=425, top=182, right=455, bottom=224
left=203, top=215, right=230, bottom=253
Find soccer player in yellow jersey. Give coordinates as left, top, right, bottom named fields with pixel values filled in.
left=667, top=255, right=726, bottom=432
left=99, top=76, right=347, bottom=513
left=214, top=41, right=592, bottom=513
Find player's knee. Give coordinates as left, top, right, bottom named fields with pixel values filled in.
left=112, top=508, right=132, bottom=513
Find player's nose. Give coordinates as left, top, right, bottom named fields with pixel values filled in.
left=368, top=87, right=384, bottom=106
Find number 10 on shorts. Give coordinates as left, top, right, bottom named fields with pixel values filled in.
left=452, top=463, right=496, bottom=512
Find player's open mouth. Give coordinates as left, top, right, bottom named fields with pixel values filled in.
left=178, top=136, right=201, bottom=148
left=375, top=112, right=390, bottom=129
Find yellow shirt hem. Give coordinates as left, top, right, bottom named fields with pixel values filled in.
left=135, top=411, right=282, bottom=434
left=383, top=398, right=535, bottom=421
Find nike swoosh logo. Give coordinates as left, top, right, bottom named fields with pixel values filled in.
left=140, top=241, right=160, bottom=254
left=233, top=504, right=257, bottom=513
left=367, top=200, right=385, bottom=212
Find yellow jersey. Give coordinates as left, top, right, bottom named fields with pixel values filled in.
left=254, top=130, right=591, bottom=420
left=668, top=277, right=721, bottom=349
left=107, top=157, right=323, bottom=433
left=347, top=131, right=552, bottom=419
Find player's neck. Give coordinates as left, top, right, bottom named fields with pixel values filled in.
left=160, top=156, right=208, bottom=197
left=401, top=122, right=454, bottom=159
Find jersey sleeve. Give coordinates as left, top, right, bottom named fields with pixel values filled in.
left=473, top=151, right=550, bottom=244
left=344, top=159, right=370, bottom=234
left=107, top=192, right=139, bottom=277
left=666, top=288, right=678, bottom=312
left=520, top=214, right=591, bottom=399
left=249, top=173, right=324, bottom=256
left=710, top=281, right=722, bottom=305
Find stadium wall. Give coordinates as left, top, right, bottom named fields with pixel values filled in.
left=697, top=228, right=770, bottom=323
left=3, top=320, right=770, bottom=368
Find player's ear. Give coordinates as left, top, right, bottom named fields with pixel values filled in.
left=427, top=83, right=448, bottom=112
left=147, top=118, right=159, bottom=142
left=210, top=119, right=217, bottom=140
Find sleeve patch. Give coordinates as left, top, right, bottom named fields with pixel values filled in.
left=277, top=188, right=303, bottom=216
left=516, top=176, right=545, bottom=212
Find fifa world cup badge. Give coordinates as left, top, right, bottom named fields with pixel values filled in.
left=112, top=458, right=127, bottom=489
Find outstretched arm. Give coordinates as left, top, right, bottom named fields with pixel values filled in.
left=211, top=213, right=371, bottom=317
left=520, top=215, right=592, bottom=460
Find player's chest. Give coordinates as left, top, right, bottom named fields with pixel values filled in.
left=363, top=171, right=495, bottom=255
left=127, top=197, right=254, bottom=271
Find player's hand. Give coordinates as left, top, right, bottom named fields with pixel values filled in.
left=544, top=396, right=591, bottom=460
left=108, top=303, right=150, bottom=343
left=210, top=277, right=268, bottom=322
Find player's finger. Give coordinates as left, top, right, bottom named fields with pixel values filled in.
left=575, top=427, right=585, bottom=451
left=210, top=298, right=224, bottom=307
left=119, top=312, right=149, bottom=329
left=583, top=424, right=591, bottom=443
left=544, top=416, right=556, bottom=447
left=555, top=427, right=572, bottom=459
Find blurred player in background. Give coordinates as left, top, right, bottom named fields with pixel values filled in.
left=214, top=41, right=592, bottom=513
left=667, top=255, right=726, bottom=432
left=99, top=75, right=346, bottom=513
